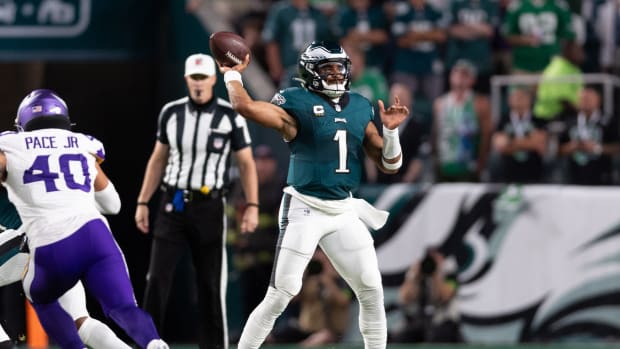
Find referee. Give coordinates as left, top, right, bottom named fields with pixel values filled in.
left=135, top=53, right=259, bottom=349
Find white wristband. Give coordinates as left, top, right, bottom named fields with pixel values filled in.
left=382, top=125, right=401, bottom=160
left=224, top=70, right=243, bottom=86
left=382, top=156, right=402, bottom=170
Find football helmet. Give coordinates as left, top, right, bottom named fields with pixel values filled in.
left=15, top=89, right=71, bottom=131
left=297, top=41, right=351, bottom=98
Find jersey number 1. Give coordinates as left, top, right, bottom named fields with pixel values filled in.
left=333, top=130, right=350, bottom=173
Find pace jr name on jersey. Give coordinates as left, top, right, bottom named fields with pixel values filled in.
left=24, top=135, right=79, bottom=149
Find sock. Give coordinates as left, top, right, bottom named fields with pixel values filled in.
left=78, top=317, right=131, bottom=349
left=0, top=324, right=10, bottom=342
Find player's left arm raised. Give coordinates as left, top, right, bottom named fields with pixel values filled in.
left=363, top=96, right=409, bottom=174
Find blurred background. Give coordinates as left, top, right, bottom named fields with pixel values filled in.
left=0, top=0, right=619, bottom=348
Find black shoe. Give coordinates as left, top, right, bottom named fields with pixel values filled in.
left=0, top=340, right=15, bottom=349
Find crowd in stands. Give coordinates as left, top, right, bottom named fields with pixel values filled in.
left=220, top=1, right=620, bottom=345
left=230, top=0, right=620, bottom=186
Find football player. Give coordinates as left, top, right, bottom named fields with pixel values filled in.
left=0, top=196, right=131, bottom=348
left=0, top=89, right=168, bottom=349
left=220, top=41, right=409, bottom=349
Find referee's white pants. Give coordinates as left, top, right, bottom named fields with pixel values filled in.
left=238, top=193, right=387, bottom=349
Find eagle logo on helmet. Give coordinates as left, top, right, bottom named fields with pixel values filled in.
left=296, top=41, right=351, bottom=99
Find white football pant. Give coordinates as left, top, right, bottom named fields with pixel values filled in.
left=238, top=193, right=387, bottom=349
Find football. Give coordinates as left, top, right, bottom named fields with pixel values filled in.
left=209, top=31, right=251, bottom=68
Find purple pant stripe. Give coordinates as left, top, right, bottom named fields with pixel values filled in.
left=28, top=219, right=160, bottom=348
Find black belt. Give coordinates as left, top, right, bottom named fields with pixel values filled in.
left=161, top=184, right=226, bottom=201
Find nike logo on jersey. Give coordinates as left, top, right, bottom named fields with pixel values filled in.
left=334, top=118, right=347, bottom=123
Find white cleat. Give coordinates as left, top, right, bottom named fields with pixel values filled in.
left=146, top=339, right=170, bottom=349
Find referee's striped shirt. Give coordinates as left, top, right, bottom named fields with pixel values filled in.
left=157, top=96, right=252, bottom=191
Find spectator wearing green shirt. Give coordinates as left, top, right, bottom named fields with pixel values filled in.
left=503, top=0, right=575, bottom=73
left=390, top=0, right=447, bottom=101
left=432, top=60, right=493, bottom=182
left=261, top=0, right=335, bottom=88
left=533, top=40, right=585, bottom=121
left=346, top=43, right=389, bottom=107
left=338, top=0, right=390, bottom=72
left=445, top=0, right=499, bottom=94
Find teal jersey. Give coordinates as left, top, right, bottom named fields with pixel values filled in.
left=503, top=0, right=574, bottom=72
left=445, top=0, right=499, bottom=74
left=262, top=2, right=335, bottom=69
left=338, top=5, right=389, bottom=69
left=391, top=3, right=445, bottom=75
left=0, top=187, right=21, bottom=229
left=271, top=88, right=373, bottom=200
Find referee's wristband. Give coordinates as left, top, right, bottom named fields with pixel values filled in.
left=224, top=70, right=243, bottom=86
left=245, top=202, right=259, bottom=208
left=137, top=201, right=149, bottom=206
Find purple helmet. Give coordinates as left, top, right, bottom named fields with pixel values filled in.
left=15, top=89, right=70, bottom=131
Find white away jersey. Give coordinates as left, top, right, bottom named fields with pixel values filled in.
left=0, top=129, right=106, bottom=248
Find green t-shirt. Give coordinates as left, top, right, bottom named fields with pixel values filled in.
left=533, top=56, right=583, bottom=120
left=445, top=0, right=499, bottom=74
left=350, top=68, right=389, bottom=106
left=271, top=88, right=373, bottom=200
left=261, top=2, right=335, bottom=69
left=391, top=3, right=445, bottom=75
left=338, top=4, right=389, bottom=70
left=503, top=0, right=574, bottom=72
left=437, top=93, right=480, bottom=179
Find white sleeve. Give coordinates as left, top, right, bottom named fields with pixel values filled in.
left=95, top=181, right=121, bottom=215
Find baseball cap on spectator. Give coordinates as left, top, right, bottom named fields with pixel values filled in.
left=254, top=145, right=274, bottom=159
left=185, top=53, right=216, bottom=77
left=452, top=59, right=477, bottom=77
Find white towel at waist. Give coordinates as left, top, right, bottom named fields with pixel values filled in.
left=283, top=186, right=389, bottom=230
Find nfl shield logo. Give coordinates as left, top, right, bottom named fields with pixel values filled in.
left=271, top=93, right=286, bottom=106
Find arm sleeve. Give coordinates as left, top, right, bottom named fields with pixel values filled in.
left=95, top=181, right=121, bottom=215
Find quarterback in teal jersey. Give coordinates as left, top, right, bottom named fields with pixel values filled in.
left=220, top=41, right=408, bottom=349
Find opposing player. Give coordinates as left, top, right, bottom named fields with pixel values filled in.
left=220, top=41, right=408, bottom=349
left=0, top=89, right=168, bottom=349
left=0, top=186, right=131, bottom=349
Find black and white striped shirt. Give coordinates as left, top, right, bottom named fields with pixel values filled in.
left=157, top=96, right=251, bottom=191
